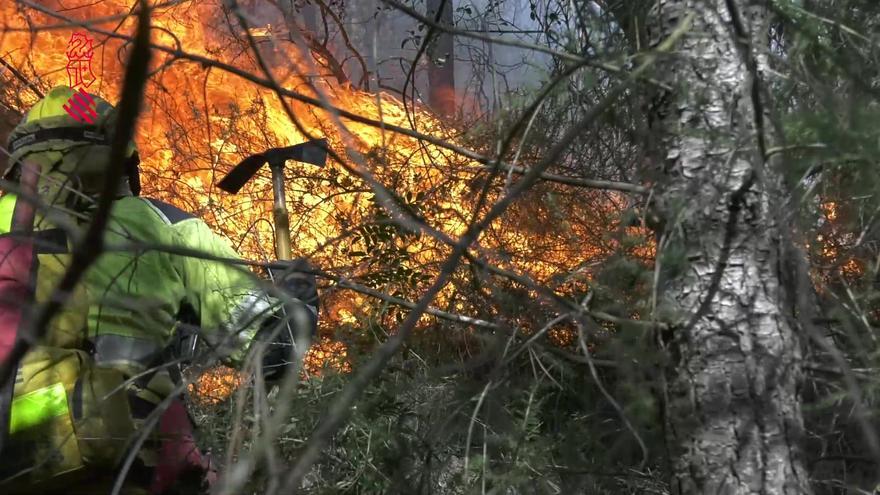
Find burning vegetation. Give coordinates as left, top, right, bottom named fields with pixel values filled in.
left=0, top=1, right=648, bottom=401
left=4, top=0, right=880, bottom=493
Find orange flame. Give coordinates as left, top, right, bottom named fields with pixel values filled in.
left=1, top=1, right=650, bottom=402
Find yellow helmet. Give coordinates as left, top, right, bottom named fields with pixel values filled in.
left=5, top=85, right=140, bottom=196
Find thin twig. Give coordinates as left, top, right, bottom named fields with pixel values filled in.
left=576, top=319, right=648, bottom=469
left=0, top=57, right=43, bottom=98
left=0, top=0, right=152, bottom=385
left=276, top=17, right=691, bottom=490
left=16, top=0, right=649, bottom=195
left=379, top=0, right=672, bottom=91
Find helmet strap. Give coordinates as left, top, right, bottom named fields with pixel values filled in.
left=9, top=127, right=110, bottom=154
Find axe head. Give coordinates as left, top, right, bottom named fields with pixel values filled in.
left=217, top=138, right=328, bottom=193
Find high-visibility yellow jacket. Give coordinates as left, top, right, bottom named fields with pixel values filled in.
left=0, top=191, right=280, bottom=371
left=0, top=192, right=305, bottom=490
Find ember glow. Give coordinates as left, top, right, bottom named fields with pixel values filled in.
left=0, top=1, right=647, bottom=401
left=817, top=201, right=863, bottom=280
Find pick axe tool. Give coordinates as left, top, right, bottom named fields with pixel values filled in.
left=217, top=138, right=328, bottom=260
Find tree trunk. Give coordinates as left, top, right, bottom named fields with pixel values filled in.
left=647, top=1, right=813, bottom=493
left=277, top=0, right=318, bottom=33
left=426, top=0, right=455, bottom=116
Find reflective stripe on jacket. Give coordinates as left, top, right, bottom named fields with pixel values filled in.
left=0, top=191, right=287, bottom=489
left=0, top=192, right=276, bottom=375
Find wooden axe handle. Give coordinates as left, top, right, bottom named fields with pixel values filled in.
left=273, top=207, right=291, bottom=260
left=270, top=162, right=292, bottom=260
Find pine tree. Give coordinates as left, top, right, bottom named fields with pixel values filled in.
left=645, top=1, right=812, bottom=492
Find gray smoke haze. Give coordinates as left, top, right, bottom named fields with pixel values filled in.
left=234, top=0, right=600, bottom=117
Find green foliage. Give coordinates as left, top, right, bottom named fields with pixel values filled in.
left=770, top=2, right=880, bottom=491
left=347, top=194, right=432, bottom=290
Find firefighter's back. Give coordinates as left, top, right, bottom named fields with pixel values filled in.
left=0, top=193, right=190, bottom=494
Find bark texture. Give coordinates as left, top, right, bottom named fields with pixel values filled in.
left=648, top=1, right=812, bottom=493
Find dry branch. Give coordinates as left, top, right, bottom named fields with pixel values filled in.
left=0, top=0, right=152, bottom=386
left=275, top=17, right=688, bottom=489
left=17, top=0, right=648, bottom=196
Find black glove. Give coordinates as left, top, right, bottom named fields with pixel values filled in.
left=266, top=257, right=319, bottom=312
left=259, top=258, right=319, bottom=380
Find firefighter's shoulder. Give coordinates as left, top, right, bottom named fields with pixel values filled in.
left=138, top=197, right=197, bottom=225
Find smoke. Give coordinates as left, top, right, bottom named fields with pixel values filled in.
left=295, top=0, right=557, bottom=117
left=199, top=0, right=593, bottom=118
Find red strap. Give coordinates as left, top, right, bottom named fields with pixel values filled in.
left=0, top=161, right=39, bottom=454
left=0, top=239, right=34, bottom=363
left=0, top=162, right=38, bottom=367
left=150, top=399, right=215, bottom=495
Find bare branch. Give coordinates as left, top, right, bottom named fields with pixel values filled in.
left=0, top=0, right=152, bottom=385
left=275, top=19, right=687, bottom=488
left=16, top=0, right=649, bottom=196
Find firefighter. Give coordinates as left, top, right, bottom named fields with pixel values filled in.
left=0, top=85, right=318, bottom=494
